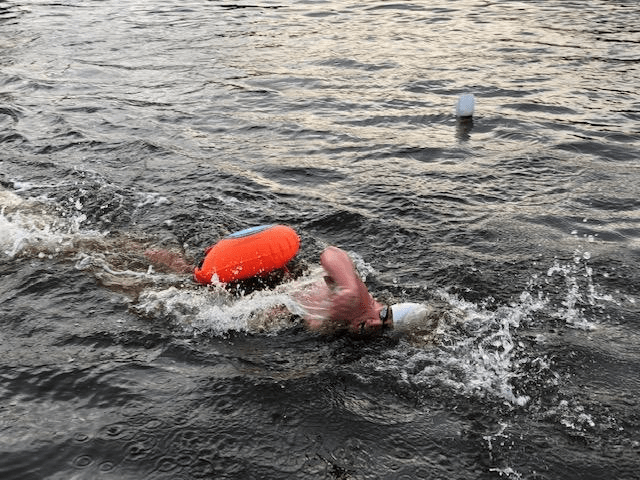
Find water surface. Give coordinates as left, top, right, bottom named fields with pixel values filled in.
left=1, top=1, right=639, bottom=479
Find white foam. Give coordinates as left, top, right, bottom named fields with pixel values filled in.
left=380, top=289, right=547, bottom=406
left=489, top=466, right=523, bottom=479
left=135, top=284, right=307, bottom=336
left=0, top=189, right=101, bottom=258
left=1, top=205, right=66, bottom=258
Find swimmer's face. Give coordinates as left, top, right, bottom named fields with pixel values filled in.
left=354, top=305, right=392, bottom=334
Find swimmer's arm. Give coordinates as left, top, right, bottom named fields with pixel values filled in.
left=320, top=246, right=359, bottom=293
left=320, top=247, right=360, bottom=323
left=305, top=316, right=325, bottom=331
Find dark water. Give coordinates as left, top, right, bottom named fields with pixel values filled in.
left=1, top=0, right=639, bottom=478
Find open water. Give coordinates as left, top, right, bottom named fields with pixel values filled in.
left=1, top=1, right=639, bottom=479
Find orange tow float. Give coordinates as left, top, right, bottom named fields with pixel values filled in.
left=194, top=224, right=300, bottom=284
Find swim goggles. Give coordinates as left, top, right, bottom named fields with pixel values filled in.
left=379, top=305, right=392, bottom=328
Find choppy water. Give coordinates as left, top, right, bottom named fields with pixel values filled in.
left=1, top=1, right=639, bottom=479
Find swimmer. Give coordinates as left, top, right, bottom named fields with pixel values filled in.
left=296, top=246, right=426, bottom=335
left=144, top=243, right=429, bottom=335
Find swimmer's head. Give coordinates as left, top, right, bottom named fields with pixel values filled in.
left=390, top=302, right=436, bottom=331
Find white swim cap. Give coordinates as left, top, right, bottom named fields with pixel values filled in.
left=390, top=302, right=424, bottom=327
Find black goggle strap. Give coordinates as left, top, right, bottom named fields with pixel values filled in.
left=379, top=305, right=391, bottom=327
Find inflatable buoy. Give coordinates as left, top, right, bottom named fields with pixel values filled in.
left=194, top=224, right=300, bottom=284
left=456, top=93, right=475, bottom=117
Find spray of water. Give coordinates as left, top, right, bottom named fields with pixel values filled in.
left=1, top=190, right=97, bottom=258
left=381, top=289, right=547, bottom=407
left=134, top=284, right=308, bottom=336
left=543, top=248, right=615, bottom=330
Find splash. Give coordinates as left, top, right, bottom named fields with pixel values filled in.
left=134, top=285, right=307, bottom=336
left=484, top=423, right=525, bottom=479
left=347, top=250, right=377, bottom=281
left=382, top=290, right=547, bottom=406
left=126, top=257, right=563, bottom=408
left=543, top=248, right=615, bottom=330
left=378, top=251, right=622, bottom=412
left=0, top=189, right=97, bottom=258
left=131, top=266, right=331, bottom=336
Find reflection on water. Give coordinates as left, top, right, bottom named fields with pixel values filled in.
left=456, top=116, right=474, bottom=141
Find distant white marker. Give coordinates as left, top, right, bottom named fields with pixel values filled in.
left=456, top=93, right=475, bottom=117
